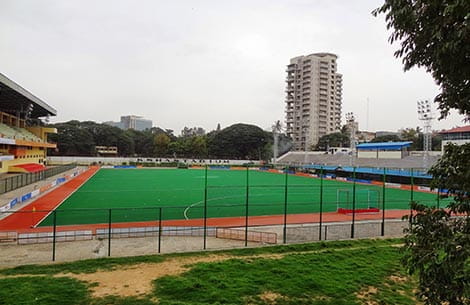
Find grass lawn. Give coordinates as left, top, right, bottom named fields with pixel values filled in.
left=0, top=239, right=420, bottom=305
left=39, top=168, right=442, bottom=226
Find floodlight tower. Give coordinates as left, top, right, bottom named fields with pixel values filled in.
left=417, top=100, right=433, bottom=168
left=346, top=112, right=357, bottom=166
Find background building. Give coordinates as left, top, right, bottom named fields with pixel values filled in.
left=181, top=126, right=205, bottom=137
left=95, top=146, right=118, bottom=156
left=0, top=73, right=57, bottom=174
left=285, top=52, right=342, bottom=151
left=357, top=131, right=376, bottom=143
left=375, top=131, right=400, bottom=138
left=105, top=115, right=152, bottom=131
left=439, top=125, right=470, bottom=151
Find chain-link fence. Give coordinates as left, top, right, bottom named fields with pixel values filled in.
left=0, top=165, right=452, bottom=265
left=0, top=163, right=76, bottom=194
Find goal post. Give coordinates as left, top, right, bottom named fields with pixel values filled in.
left=336, top=189, right=381, bottom=214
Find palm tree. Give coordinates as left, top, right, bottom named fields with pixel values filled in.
left=272, top=120, right=283, bottom=162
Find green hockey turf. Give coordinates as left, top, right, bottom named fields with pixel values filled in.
left=39, top=168, right=444, bottom=226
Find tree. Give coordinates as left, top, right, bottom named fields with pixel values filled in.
left=400, top=127, right=420, bottom=150
left=154, top=133, right=171, bottom=156
left=374, top=1, right=470, bottom=304
left=129, top=129, right=155, bottom=157
left=117, top=131, right=135, bottom=157
left=207, top=123, right=270, bottom=159
left=403, top=144, right=470, bottom=305
left=370, top=134, right=401, bottom=143
left=373, top=0, right=470, bottom=119
left=49, top=120, right=277, bottom=159
left=400, top=127, right=418, bottom=141
left=48, top=121, right=95, bottom=156
left=431, top=133, right=442, bottom=151
left=189, top=136, right=207, bottom=158
left=315, top=132, right=349, bottom=150
left=167, top=135, right=208, bottom=158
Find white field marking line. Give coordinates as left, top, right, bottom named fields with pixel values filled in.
left=183, top=200, right=204, bottom=220
left=182, top=193, right=278, bottom=220
left=33, top=167, right=101, bottom=228
left=183, top=194, right=249, bottom=220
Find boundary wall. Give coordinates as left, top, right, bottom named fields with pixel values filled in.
left=216, top=228, right=277, bottom=244
left=0, top=168, right=84, bottom=213
left=48, top=156, right=257, bottom=166
left=258, top=168, right=440, bottom=195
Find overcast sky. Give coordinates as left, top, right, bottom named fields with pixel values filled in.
left=0, top=0, right=466, bottom=135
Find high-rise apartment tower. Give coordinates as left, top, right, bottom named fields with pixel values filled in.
left=285, top=53, right=342, bottom=150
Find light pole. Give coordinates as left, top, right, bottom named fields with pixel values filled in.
left=417, top=100, right=433, bottom=168
left=345, top=112, right=357, bottom=166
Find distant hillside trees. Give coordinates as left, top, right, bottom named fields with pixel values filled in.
left=207, top=123, right=271, bottom=159
left=315, top=132, right=350, bottom=151
left=48, top=121, right=288, bottom=160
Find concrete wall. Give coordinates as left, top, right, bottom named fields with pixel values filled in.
left=48, top=156, right=256, bottom=166
left=358, top=151, right=402, bottom=159
left=357, top=151, right=377, bottom=159
left=284, top=219, right=407, bottom=243
left=378, top=151, right=402, bottom=159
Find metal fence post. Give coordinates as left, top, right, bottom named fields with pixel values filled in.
left=381, top=167, right=386, bottom=236
left=436, top=185, right=440, bottom=209
left=158, top=207, right=162, bottom=253
left=108, top=209, right=112, bottom=256
left=351, top=167, right=356, bottom=239
left=244, top=166, right=249, bottom=247
left=319, top=166, right=324, bottom=241
left=283, top=166, right=288, bottom=244
left=52, top=210, right=57, bottom=261
left=203, top=165, right=208, bottom=250
left=410, top=168, right=414, bottom=224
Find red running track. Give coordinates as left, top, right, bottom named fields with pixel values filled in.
left=0, top=166, right=100, bottom=231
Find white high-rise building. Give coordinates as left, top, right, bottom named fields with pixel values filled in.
left=120, top=115, right=152, bottom=131
left=104, top=115, right=153, bottom=131
left=285, top=53, right=342, bottom=150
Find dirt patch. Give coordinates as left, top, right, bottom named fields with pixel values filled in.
left=60, top=252, right=287, bottom=298
left=62, top=254, right=237, bottom=297
left=356, top=286, right=378, bottom=305
left=389, top=274, right=407, bottom=283
left=259, top=291, right=284, bottom=304
left=252, top=291, right=330, bottom=304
